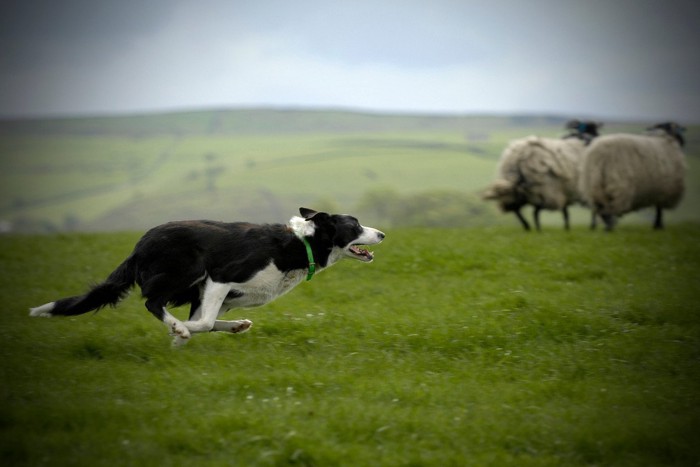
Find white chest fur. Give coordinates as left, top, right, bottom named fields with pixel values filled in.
left=222, top=261, right=307, bottom=309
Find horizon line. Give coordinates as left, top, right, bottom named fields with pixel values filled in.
left=0, top=104, right=675, bottom=125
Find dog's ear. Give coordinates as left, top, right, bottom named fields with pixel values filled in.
left=300, top=207, right=331, bottom=223
left=300, top=208, right=334, bottom=237
left=300, top=207, right=318, bottom=220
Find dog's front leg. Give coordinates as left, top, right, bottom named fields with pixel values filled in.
left=212, top=319, right=253, bottom=334
left=183, top=279, right=230, bottom=334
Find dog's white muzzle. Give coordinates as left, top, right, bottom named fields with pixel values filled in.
left=345, top=226, right=385, bottom=262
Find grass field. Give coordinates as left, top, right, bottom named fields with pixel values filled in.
left=2, top=224, right=699, bottom=466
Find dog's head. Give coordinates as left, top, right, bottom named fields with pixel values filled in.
left=290, top=207, right=385, bottom=267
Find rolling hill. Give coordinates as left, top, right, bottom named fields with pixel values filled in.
left=0, top=108, right=697, bottom=232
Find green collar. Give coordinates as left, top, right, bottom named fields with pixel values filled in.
left=301, top=237, right=316, bottom=281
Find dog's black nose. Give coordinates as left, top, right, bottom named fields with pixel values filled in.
left=377, top=231, right=386, bottom=240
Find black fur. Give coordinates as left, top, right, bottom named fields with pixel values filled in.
left=41, top=209, right=373, bottom=322
left=49, top=259, right=136, bottom=316
left=648, top=121, right=685, bottom=147
left=564, top=119, right=602, bottom=145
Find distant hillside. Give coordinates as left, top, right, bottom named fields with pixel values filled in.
left=0, top=108, right=696, bottom=233
left=0, top=108, right=588, bottom=137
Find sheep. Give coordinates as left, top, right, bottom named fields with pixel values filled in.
left=482, top=120, right=601, bottom=231
left=579, top=122, right=686, bottom=231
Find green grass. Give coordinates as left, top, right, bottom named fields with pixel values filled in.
left=2, top=224, right=700, bottom=465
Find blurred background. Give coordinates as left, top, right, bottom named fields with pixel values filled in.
left=1, top=0, right=699, bottom=232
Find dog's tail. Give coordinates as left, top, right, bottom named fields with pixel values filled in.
left=30, top=256, right=137, bottom=318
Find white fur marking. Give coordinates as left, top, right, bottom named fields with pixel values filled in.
left=29, top=302, right=55, bottom=317
left=183, top=279, right=231, bottom=333
left=213, top=319, right=253, bottom=333
left=220, top=262, right=306, bottom=308
left=329, top=225, right=385, bottom=265
left=162, top=310, right=190, bottom=347
left=189, top=273, right=207, bottom=288
left=288, top=216, right=315, bottom=238
left=358, top=225, right=384, bottom=245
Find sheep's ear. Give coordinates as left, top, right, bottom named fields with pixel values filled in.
left=565, top=119, right=579, bottom=130
left=648, top=122, right=671, bottom=131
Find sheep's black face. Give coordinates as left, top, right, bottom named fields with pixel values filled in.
left=564, top=119, right=601, bottom=144
left=580, top=121, right=601, bottom=137
left=649, top=122, right=686, bottom=147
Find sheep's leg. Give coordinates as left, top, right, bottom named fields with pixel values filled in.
left=602, top=213, right=616, bottom=232
left=514, top=208, right=531, bottom=231
left=562, top=206, right=570, bottom=231
left=590, top=210, right=598, bottom=230
left=653, top=206, right=664, bottom=230
left=533, top=206, right=542, bottom=232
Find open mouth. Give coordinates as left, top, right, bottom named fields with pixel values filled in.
left=347, top=245, right=374, bottom=262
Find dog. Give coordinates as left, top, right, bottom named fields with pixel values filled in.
left=30, top=208, right=385, bottom=345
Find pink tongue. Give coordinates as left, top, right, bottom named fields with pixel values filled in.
left=352, top=246, right=368, bottom=256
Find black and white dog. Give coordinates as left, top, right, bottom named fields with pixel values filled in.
left=30, top=208, right=385, bottom=345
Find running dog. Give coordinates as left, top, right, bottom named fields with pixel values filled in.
left=30, top=208, right=385, bottom=345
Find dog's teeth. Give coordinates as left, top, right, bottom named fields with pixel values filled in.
left=349, top=245, right=373, bottom=259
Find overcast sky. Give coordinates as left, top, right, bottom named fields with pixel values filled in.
left=1, top=0, right=699, bottom=122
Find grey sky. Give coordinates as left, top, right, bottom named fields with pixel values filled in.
left=1, top=0, right=699, bottom=122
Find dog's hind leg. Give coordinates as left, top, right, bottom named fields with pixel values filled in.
left=185, top=288, right=252, bottom=337
left=183, top=278, right=230, bottom=334
left=145, top=298, right=191, bottom=345
left=188, top=296, right=202, bottom=321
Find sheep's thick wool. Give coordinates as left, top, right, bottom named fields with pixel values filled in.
left=579, top=132, right=686, bottom=224
left=482, top=135, right=588, bottom=230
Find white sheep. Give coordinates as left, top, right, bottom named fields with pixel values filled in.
left=482, top=120, right=601, bottom=231
left=579, top=122, right=686, bottom=231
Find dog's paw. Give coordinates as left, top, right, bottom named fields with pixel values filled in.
left=230, top=319, right=253, bottom=334
left=170, top=324, right=191, bottom=347
left=169, top=321, right=191, bottom=339
left=172, top=334, right=190, bottom=347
